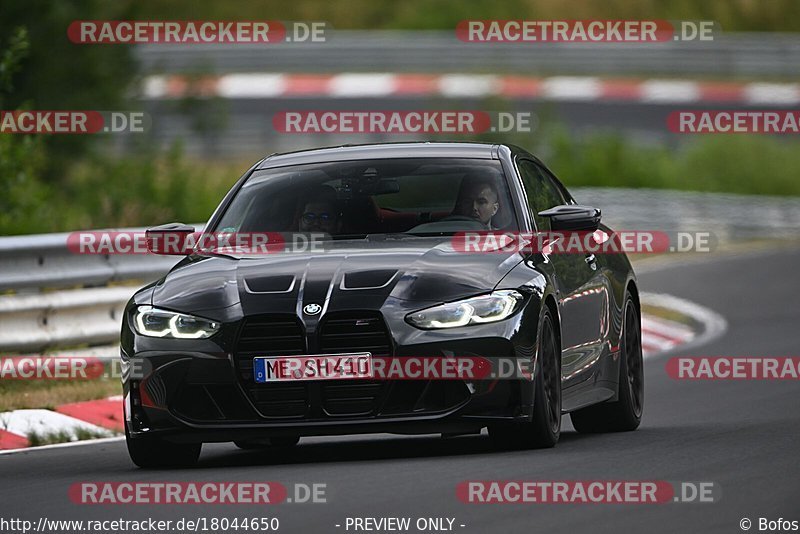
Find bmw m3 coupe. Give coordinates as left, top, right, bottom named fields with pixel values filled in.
left=121, top=142, right=643, bottom=467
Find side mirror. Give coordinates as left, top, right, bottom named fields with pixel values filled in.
left=538, top=205, right=601, bottom=232
left=145, top=223, right=196, bottom=255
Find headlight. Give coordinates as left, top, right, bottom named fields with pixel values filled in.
left=406, top=290, right=524, bottom=330
left=133, top=306, right=221, bottom=339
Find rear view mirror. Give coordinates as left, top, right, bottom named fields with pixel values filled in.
left=145, top=223, right=196, bottom=255
left=538, top=205, right=601, bottom=231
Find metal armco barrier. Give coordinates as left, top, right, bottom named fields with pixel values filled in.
left=135, top=31, right=800, bottom=78
left=0, top=230, right=183, bottom=291
left=0, top=287, right=135, bottom=352
left=0, top=226, right=197, bottom=352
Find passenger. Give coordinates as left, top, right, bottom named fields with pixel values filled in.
left=297, top=185, right=342, bottom=234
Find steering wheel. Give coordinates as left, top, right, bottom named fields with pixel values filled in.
left=438, top=215, right=480, bottom=223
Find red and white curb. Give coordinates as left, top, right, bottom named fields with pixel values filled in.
left=143, top=73, right=800, bottom=105
left=641, top=315, right=694, bottom=356
left=0, top=293, right=724, bottom=452
left=639, top=291, right=727, bottom=359
left=0, top=396, right=123, bottom=451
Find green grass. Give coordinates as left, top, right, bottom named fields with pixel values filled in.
left=26, top=427, right=111, bottom=447
left=133, top=0, right=800, bottom=32
left=544, top=129, right=800, bottom=196
left=0, top=372, right=121, bottom=412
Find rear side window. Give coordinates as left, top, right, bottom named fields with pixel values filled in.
left=517, top=159, right=566, bottom=231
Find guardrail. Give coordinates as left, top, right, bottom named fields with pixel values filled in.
left=0, top=229, right=183, bottom=291
left=0, top=226, right=197, bottom=352
left=135, top=31, right=800, bottom=78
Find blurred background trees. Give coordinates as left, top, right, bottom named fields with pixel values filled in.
left=0, top=0, right=798, bottom=235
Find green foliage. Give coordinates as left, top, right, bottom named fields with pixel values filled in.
left=0, top=141, right=246, bottom=234
left=0, top=27, right=51, bottom=235
left=130, top=0, right=800, bottom=32
left=539, top=126, right=800, bottom=196
left=0, top=0, right=136, bottom=173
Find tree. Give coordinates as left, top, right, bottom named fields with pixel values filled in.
left=0, top=0, right=137, bottom=176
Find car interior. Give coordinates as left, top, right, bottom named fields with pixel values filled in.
left=228, top=160, right=517, bottom=236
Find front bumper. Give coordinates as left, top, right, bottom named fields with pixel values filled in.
left=122, top=303, right=541, bottom=443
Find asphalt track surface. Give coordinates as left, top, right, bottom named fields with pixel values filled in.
left=2, top=245, right=799, bottom=534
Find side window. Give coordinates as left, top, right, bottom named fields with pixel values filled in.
left=517, top=159, right=565, bottom=231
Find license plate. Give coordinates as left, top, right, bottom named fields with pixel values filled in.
left=253, top=353, right=373, bottom=383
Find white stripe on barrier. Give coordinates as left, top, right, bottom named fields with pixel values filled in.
left=541, top=76, right=602, bottom=100
left=438, top=74, right=500, bottom=97
left=217, top=73, right=287, bottom=98
left=744, top=83, right=800, bottom=105
left=329, top=73, right=396, bottom=97
left=142, top=75, right=168, bottom=98
left=640, top=80, right=700, bottom=103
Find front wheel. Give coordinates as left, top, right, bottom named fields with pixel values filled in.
left=570, top=293, right=644, bottom=433
left=491, top=306, right=561, bottom=449
left=126, top=426, right=201, bottom=468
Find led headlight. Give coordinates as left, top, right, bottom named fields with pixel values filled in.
left=133, top=306, right=221, bottom=339
left=406, top=290, right=524, bottom=330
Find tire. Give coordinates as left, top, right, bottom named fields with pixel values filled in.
left=234, top=436, right=300, bottom=450
left=570, top=293, right=644, bottom=433
left=491, top=306, right=561, bottom=449
left=126, top=426, right=201, bottom=468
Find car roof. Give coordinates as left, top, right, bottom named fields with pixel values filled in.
left=256, top=142, right=501, bottom=169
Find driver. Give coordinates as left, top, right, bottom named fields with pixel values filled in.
left=452, top=177, right=500, bottom=229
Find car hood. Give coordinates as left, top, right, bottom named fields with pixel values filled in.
left=150, top=237, right=524, bottom=319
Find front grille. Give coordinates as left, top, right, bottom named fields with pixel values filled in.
left=236, top=315, right=306, bottom=380
left=235, top=315, right=309, bottom=418
left=321, top=380, right=385, bottom=416
left=319, top=312, right=392, bottom=356
left=317, top=312, right=392, bottom=416
left=233, top=311, right=465, bottom=420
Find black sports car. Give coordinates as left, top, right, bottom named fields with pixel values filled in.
left=121, top=142, right=643, bottom=467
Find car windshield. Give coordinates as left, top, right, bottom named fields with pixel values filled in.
left=213, top=158, right=518, bottom=237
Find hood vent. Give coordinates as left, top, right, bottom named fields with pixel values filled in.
left=341, top=269, right=398, bottom=290
left=244, top=275, right=296, bottom=293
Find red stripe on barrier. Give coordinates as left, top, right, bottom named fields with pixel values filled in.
left=600, top=80, right=643, bottom=100
left=500, top=76, right=543, bottom=97
left=56, top=398, right=123, bottom=431
left=697, top=82, right=746, bottom=103
left=283, top=74, right=333, bottom=95
left=393, top=74, right=441, bottom=95
left=0, top=429, right=29, bottom=450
